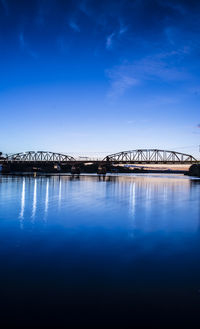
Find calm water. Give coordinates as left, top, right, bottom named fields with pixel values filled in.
left=0, top=174, right=200, bottom=327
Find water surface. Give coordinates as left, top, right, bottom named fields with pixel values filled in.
left=0, top=174, right=200, bottom=327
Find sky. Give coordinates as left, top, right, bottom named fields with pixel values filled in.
left=0, top=0, right=200, bottom=159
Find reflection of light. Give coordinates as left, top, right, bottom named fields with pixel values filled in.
left=31, top=179, right=37, bottom=220
left=129, top=182, right=136, bottom=216
left=140, top=182, right=152, bottom=214
left=19, top=178, right=25, bottom=228
left=45, top=180, right=49, bottom=216
left=58, top=179, right=62, bottom=208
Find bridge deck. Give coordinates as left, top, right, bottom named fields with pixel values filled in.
left=0, top=160, right=198, bottom=165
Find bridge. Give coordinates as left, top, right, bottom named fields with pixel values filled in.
left=4, top=151, right=76, bottom=162
left=103, top=149, right=197, bottom=164
left=0, top=149, right=197, bottom=164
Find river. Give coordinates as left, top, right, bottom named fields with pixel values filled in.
left=0, top=174, right=200, bottom=327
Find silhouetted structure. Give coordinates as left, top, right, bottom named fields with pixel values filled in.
left=188, top=164, right=200, bottom=177
left=5, top=151, right=75, bottom=162
left=104, top=149, right=197, bottom=164
left=0, top=149, right=198, bottom=173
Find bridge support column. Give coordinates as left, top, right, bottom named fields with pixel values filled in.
left=71, top=165, right=80, bottom=178
left=97, top=165, right=107, bottom=179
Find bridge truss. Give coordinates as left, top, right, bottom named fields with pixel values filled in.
left=1, top=149, right=198, bottom=165
left=5, top=151, right=75, bottom=162
left=103, top=149, right=197, bottom=164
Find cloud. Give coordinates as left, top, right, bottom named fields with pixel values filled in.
left=119, top=23, right=127, bottom=36
left=132, top=56, right=186, bottom=81
left=106, top=52, right=188, bottom=98
left=106, top=32, right=115, bottom=49
left=79, top=0, right=91, bottom=17
left=107, top=67, right=139, bottom=99
left=69, top=20, right=80, bottom=32
left=158, top=0, right=186, bottom=15
left=190, top=86, right=200, bottom=96
left=35, top=0, right=56, bottom=26
left=106, top=23, right=127, bottom=50
left=76, top=0, right=200, bottom=56
left=197, top=124, right=200, bottom=128
left=18, top=32, right=38, bottom=59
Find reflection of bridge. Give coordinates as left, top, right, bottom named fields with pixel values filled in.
left=1, top=149, right=198, bottom=164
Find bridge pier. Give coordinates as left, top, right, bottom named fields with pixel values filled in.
left=97, top=165, right=107, bottom=178
left=71, top=165, right=80, bottom=178
left=0, top=163, right=10, bottom=173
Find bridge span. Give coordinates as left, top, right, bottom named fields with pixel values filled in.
left=4, top=151, right=76, bottom=162
left=1, top=149, right=197, bottom=165
left=103, top=149, right=197, bottom=164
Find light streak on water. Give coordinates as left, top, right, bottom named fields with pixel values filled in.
left=44, top=180, right=49, bottom=218
left=31, top=178, right=37, bottom=220
left=19, top=177, right=25, bottom=228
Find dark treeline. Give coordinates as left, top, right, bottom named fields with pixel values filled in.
left=0, top=162, right=188, bottom=174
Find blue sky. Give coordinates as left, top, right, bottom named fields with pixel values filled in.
left=0, top=0, right=200, bottom=158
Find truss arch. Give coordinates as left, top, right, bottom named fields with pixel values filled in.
left=103, top=149, right=197, bottom=163
left=6, top=151, right=76, bottom=162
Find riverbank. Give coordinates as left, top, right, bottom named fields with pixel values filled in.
left=0, top=169, right=189, bottom=176
left=188, top=164, right=200, bottom=177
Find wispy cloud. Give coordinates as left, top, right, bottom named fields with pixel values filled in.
left=159, top=0, right=186, bottom=15
left=19, top=32, right=38, bottom=59
left=132, top=56, right=187, bottom=81
left=0, top=0, right=8, bottom=15
left=35, top=0, right=56, bottom=26
left=107, top=67, right=139, bottom=99
left=106, top=23, right=127, bottom=50
left=79, top=0, right=91, bottom=17
left=107, top=53, right=188, bottom=98
left=68, top=20, right=80, bottom=32
left=119, top=21, right=127, bottom=36
left=190, top=86, right=200, bottom=96
left=106, top=32, right=115, bottom=49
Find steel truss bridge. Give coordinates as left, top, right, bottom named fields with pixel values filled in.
left=4, top=151, right=76, bottom=162
left=103, top=149, right=197, bottom=164
left=1, top=149, right=197, bottom=164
